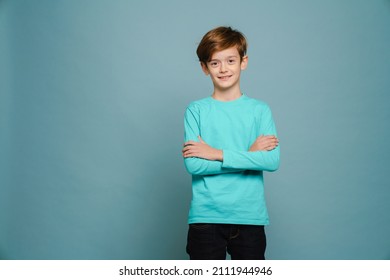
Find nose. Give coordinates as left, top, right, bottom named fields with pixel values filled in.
left=219, top=62, right=227, bottom=73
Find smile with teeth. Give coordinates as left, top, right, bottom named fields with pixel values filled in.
left=218, top=75, right=232, bottom=81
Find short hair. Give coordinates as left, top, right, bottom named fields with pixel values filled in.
left=196, top=26, right=247, bottom=64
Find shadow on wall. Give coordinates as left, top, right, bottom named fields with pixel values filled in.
left=145, top=168, right=191, bottom=259
left=142, top=142, right=191, bottom=259
left=383, top=0, right=390, bottom=13
left=0, top=248, right=5, bottom=260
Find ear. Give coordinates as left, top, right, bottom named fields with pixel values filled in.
left=200, top=62, right=210, bottom=75
left=240, top=55, right=248, bottom=71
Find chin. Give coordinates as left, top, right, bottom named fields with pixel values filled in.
left=218, top=81, right=238, bottom=89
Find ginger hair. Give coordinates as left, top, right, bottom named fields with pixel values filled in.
left=196, top=26, right=247, bottom=64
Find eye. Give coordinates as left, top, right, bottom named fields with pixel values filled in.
left=228, top=59, right=236, bottom=64
left=209, top=61, right=219, bottom=67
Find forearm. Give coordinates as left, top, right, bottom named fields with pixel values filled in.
left=184, top=156, right=243, bottom=176
left=184, top=137, right=279, bottom=174
left=222, top=146, right=280, bottom=172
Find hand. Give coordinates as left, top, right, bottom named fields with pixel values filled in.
left=182, top=136, right=223, bottom=161
left=249, top=135, right=279, bottom=152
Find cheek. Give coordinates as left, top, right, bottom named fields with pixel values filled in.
left=210, top=71, right=220, bottom=78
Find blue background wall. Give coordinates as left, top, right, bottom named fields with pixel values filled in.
left=1, top=0, right=389, bottom=260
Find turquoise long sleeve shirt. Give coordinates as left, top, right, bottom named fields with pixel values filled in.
left=184, top=94, right=280, bottom=225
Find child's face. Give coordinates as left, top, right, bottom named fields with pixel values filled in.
left=201, top=47, right=248, bottom=92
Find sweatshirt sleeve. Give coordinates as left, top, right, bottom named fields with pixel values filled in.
left=222, top=105, right=280, bottom=172
left=183, top=105, right=243, bottom=176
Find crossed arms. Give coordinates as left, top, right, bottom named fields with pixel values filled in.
left=183, top=135, right=278, bottom=161
left=182, top=135, right=279, bottom=176
left=183, top=105, right=280, bottom=176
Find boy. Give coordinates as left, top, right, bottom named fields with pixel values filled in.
left=182, top=26, right=280, bottom=260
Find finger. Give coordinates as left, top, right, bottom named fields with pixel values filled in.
left=184, top=143, right=201, bottom=152
left=267, top=144, right=275, bottom=151
left=270, top=140, right=278, bottom=146
left=183, top=150, right=192, bottom=157
left=256, top=135, right=274, bottom=142
left=258, top=139, right=274, bottom=146
left=263, top=135, right=277, bottom=141
left=182, top=145, right=195, bottom=153
left=183, top=146, right=197, bottom=154
left=268, top=142, right=279, bottom=150
left=184, top=151, right=197, bottom=158
left=183, top=141, right=196, bottom=147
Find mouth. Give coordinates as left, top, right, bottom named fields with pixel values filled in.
left=218, top=75, right=232, bottom=81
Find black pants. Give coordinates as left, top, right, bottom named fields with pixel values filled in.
left=186, top=223, right=266, bottom=260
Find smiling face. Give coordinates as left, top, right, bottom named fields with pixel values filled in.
left=201, top=46, right=248, bottom=95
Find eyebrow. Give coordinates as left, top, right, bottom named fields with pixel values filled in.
left=209, top=55, right=239, bottom=61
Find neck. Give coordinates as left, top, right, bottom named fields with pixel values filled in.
left=212, top=85, right=242, bottom=101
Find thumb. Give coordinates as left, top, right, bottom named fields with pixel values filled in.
left=198, top=136, right=205, bottom=143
